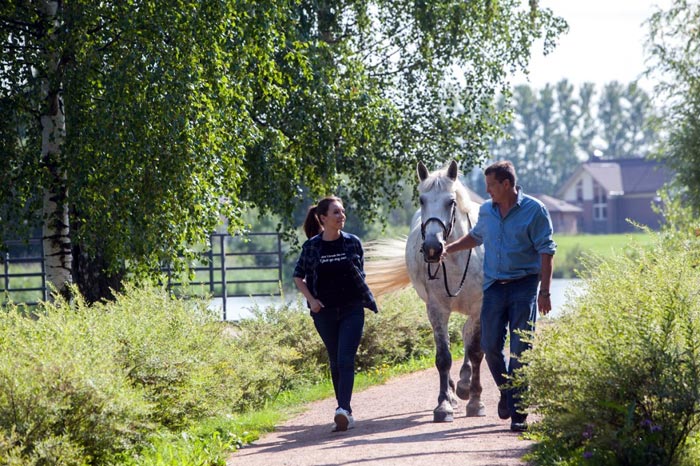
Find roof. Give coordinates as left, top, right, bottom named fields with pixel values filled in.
left=530, top=193, right=582, bottom=213
left=556, top=158, right=674, bottom=197
left=614, top=158, right=673, bottom=194
left=583, top=162, right=623, bottom=194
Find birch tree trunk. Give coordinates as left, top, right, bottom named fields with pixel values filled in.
left=40, top=0, right=72, bottom=300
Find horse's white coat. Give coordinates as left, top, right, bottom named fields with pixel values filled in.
left=365, top=161, right=487, bottom=421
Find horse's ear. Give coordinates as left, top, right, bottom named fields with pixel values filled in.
left=447, top=160, right=458, bottom=181
left=417, top=161, right=430, bottom=181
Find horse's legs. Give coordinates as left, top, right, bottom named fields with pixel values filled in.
left=456, top=317, right=485, bottom=416
left=428, top=303, right=456, bottom=422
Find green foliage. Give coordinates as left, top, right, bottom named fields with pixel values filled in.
left=519, top=220, right=700, bottom=465
left=0, top=1, right=566, bottom=302
left=0, top=281, right=450, bottom=464
left=94, top=287, right=249, bottom=430
left=0, top=284, right=255, bottom=463
left=648, top=0, right=700, bottom=213
left=118, top=418, right=255, bottom=466
left=0, top=296, right=152, bottom=464
left=233, top=300, right=328, bottom=408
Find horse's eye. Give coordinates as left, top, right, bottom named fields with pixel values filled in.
left=419, top=197, right=424, bottom=206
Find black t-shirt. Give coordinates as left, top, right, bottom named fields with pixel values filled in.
left=315, top=237, right=361, bottom=308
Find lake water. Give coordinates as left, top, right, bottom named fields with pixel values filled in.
left=211, top=278, right=586, bottom=322
left=547, top=278, right=585, bottom=319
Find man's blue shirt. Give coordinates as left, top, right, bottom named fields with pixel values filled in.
left=469, top=187, right=556, bottom=290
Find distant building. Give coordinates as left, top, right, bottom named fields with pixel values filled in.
left=556, top=158, right=674, bottom=234
left=529, top=193, right=582, bottom=235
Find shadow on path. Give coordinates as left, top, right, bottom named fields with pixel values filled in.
left=228, top=364, right=533, bottom=466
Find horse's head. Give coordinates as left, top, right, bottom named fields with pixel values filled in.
left=417, top=160, right=460, bottom=263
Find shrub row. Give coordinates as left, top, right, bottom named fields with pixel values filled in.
left=0, top=282, right=456, bottom=464
left=520, top=223, right=700, bottom=465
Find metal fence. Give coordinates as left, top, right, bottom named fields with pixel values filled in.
left=164, top=232, right=283, bottom=320
left=1, top=239, right=47, bottom=306
left=0, top=233, right=283, bottom=320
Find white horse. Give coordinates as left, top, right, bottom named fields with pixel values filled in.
left=365, top=160, right=486, bottom=422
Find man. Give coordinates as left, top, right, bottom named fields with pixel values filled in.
left=443, top=160, right=555, bottom=432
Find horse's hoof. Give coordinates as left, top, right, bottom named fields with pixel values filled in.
left=466, top=402, right=486, bottom=417
left=433, top=411, right=454, bottom=422
left=455, top=382, right=470, bottom=401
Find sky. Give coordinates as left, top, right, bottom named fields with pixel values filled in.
left=512, top=0, right=672, bottom=90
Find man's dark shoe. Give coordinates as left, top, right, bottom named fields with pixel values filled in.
left=498, top=392, right=510, bottom=420
left=510, top=421, right=528, bottom=432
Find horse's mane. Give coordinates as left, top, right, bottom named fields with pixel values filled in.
left=418, top=165, right=475, bottom=215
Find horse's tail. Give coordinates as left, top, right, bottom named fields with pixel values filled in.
left=364, top=238, right=411, bottom=298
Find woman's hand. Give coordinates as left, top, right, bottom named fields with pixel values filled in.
left=310, top=298, right=325, bottom=313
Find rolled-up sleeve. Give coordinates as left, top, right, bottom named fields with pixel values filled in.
left=531, top=205, right=557, bottom=256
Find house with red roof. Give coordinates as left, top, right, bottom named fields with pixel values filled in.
left=556, top=158, right=674, bottom=234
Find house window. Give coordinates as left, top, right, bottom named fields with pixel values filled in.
left=593, top=181, right=607, bottom=221
left=576, top=180, right=583, bottom=202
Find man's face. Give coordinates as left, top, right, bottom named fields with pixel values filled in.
left=485, top=174, right=510, bottom=204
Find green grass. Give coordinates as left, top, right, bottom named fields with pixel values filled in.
left=556, top=232, right=653, bottom=258
left=554, top=233, right=654, bottom=278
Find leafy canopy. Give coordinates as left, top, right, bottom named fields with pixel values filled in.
left=647, top=0, right=700, bottom=211
left=0, top=1, right=565, bottom=297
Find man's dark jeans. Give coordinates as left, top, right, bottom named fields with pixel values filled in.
left=481, top=274, right=539, bottom=422
left=312, top=301, right=365, bottom=414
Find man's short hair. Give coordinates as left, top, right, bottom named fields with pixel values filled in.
left=484, top=161, right=517, bottom=186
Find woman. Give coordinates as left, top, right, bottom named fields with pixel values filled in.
left=293, top=196, right=378, bottom=432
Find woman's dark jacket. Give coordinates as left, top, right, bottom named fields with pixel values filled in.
left=293, top=231, right=378, bottom=313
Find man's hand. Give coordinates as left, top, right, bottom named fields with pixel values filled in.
left=440, top=241, right=449, bottom=261
left=538, top=294, right=551, bottom=315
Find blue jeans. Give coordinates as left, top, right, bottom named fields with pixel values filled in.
left=312, top=302, right=365, bottom=414
left=481, top=274, right=539, bottom=422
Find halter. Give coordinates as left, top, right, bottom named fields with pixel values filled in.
left=420, top=201, right=456, bottom=243
left=420, top=202, right=473, bottom=298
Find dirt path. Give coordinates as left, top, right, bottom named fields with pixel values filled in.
left=227, top=363, right=534, bottom=466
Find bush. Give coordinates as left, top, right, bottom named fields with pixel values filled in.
left=96, top=284, right=249, bottom=430
left=0, top=281, right=462, bottom=464
left=233, top=287, right=464, bottom=382
left=232, top=299, right=327, bottom=410
left=0, top=283, right=263, bottom=464
left=359, top=289, right=465, bottom=369
left=519, top=226, right=700, bottom=466
left=0, top=294, right=152, bottom=465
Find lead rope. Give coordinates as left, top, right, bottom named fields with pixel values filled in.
left=439, top=213, right=473, bottom=298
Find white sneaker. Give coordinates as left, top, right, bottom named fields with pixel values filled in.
left=333, top=408, right=355, bottom=432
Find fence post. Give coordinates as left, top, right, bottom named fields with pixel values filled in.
left=219, top=234, right=227, bottom=320
left=40, top=248, right=47, bottom=301
left=3, top=253, right=9, bottom=293
left=208, top=234, right=215, bottom=298
left=277, top=233, right=283, bottom=286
